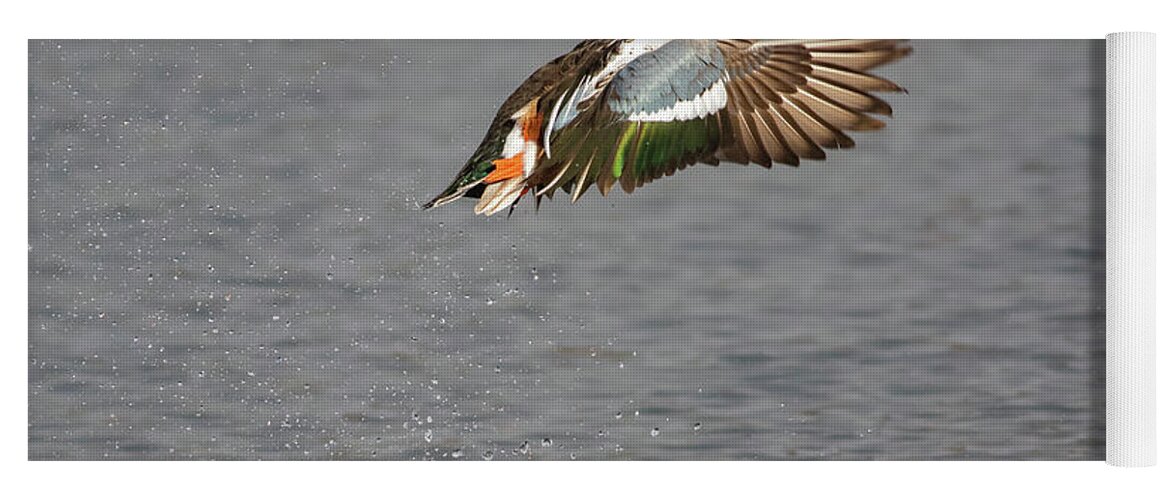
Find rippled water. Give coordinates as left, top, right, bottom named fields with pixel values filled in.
left=28, top=40, right=1105, bottom=460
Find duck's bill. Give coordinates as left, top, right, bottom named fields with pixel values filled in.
left=421, top=193, right=456, bottom=210
left=421, top=183, right=484, bottom=210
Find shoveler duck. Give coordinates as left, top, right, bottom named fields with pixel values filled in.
left=423, top=39, right=911, bottom=216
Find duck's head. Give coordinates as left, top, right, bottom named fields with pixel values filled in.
left=421, top=118, right=513, bottom=210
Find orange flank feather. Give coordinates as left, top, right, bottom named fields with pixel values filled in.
left=484, top=153, right=524, bottom=183
left=521, top=107, right=542, bottom=142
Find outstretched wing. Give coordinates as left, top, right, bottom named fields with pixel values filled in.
left=531, top=39, right=910, bottom=201
left=712, top=39, right=909, bottom=166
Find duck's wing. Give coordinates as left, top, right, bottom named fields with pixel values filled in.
left=709, top=39, right=910, bottom=166
left=531, top=39, right=911, bottom=201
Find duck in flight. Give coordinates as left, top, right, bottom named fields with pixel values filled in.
left=423, top=39, right=910, bottom=216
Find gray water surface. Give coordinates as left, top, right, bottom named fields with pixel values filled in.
left=29, top=40, right=1105, bottom=460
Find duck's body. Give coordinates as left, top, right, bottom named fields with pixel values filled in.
left=424, top=39, right=910, bottom=216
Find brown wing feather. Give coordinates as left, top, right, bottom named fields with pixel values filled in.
left=713, top=39, right=910, bottom=167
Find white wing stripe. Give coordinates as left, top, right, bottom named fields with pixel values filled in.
left=627, top=80, right=728, bottom=122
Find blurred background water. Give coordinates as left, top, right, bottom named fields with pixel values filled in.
left=28, top=40, right=1105, bottom=460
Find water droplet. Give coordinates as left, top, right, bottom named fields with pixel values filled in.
left=423, top=429, right=433, bottom=442
left=650, top=427, right=660, bottom=437
left=614, top=411, right=623, bottom=420
left=541, top=438, right=552, bottom=447
left=451, top=448, right=464, bottom=458
left=485, top=297, right=495, bottom=306
left=693, top=422, right=702, bottom=431
left=481, top=450, right=494, bottom=461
